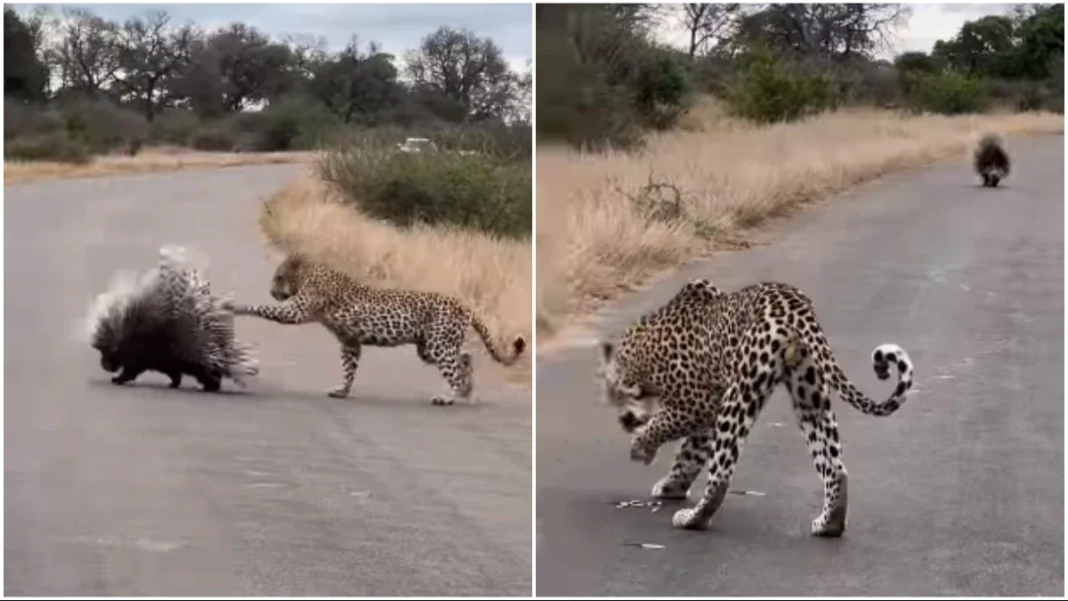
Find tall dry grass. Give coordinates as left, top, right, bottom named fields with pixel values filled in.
left=4, top=147, right=318, bottom=185
left=260, top=176, right=532, bottom=386
left=537, top=100, right=1064, bottom=338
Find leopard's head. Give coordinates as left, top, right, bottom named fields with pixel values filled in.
left=271, top=253, right=312, bottom=301
left=596, top=337, right=659, bottom=434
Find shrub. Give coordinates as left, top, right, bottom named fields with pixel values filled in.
left=432, top=123, right=532, bottom=161
left=7, top=132, right=91, bottom=163
left=190, top=128, right=237, bottom=151
left=223, top=97, right=342, bottom=151
left=904, top=71, right=990, bottom=115
left=318, top=133, right=530, bottom=239
left=725, top=47, right=837, bottom=124
left=3, top=97, right=63, bottom=139
left=535, top=33, right=643, bottom=150
left=535, top=7, right=692, bottom=150
left=634, top=48, right=693, bottom=130
left=149, top=109, right=201, bottom=145
left=57, top=97, right=149, bottom=153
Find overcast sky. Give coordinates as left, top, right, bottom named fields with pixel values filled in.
left=654, top=3, right=1020, bottom=59
left=11, top=2, right=532, bottom=72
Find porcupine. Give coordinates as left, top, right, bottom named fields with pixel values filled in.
left=86, top=245, right=259, bottom=391
left=974, top=133, right=1011, bottom=188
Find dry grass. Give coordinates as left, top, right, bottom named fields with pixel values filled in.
left=537, top=100, right=1064, bottom=339
left=4, top=146, right=318, bottom=185
left=260, top=175, right=532, bottom=387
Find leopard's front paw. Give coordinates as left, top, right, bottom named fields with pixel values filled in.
left=327, top=386, right=351, bottom=399
left=630, top=441, right=657, bottom=465
left=430, top=395, right=456, bottom=406
left=672, top=507, right=710, bottom=530
left=651, top=475, right=690, bottom=500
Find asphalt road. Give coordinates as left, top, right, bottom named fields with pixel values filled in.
left=536, top=135, right=1064, bottom=597
left=5, top=165, right=532, bottom=596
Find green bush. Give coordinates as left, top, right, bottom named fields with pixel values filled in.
left=535, top=7, right=692, bottom=150
left=432, top=123, right=532, bottom=161
left=7, top=132, right=91, bottom=163
left=3, top=97, right=63, bottom=139
left=634, top=48, right=693, bottom=130
left=904, top=71, right=990, bottom=115
left=149, top=109, right=201, bottom=145
left=535, top=33, right=643, bottom=150
left=318, top=133, right=531, bottom=239
left=222, top=97, right=343, bottom=151
left=725, top=47, right=838, bottom=124
left=58, top=97, right=149, bottom=153
left=190, top=128, right=237, bottom=151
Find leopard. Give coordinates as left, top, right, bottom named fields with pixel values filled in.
left=597, top=277, right=915, bottom=537
left=231, top=253, right=526, bottom=406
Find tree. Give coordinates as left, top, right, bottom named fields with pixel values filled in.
left=309, top=38, right=400, bottom=124
left=404, top=26, right=521, bottom=121
left=932, top=15, right=1017, bottom=77
left=4, top=8, right=50, bottom=101
left=113, top=12, right=198, bottom=121
left=1013, top=3, right=1064, bottom=79
left=733, top=4, right=910, bottom=62
left=682, top=3, right=741, bottom=57
left=274, top=33, right=330, bottom=97
left=197, top=23, right=294, bottom=112
left=53, top=8, right=122, bottom=97
left=894, top=51, right=945, bottom=74
left=511, top=60, right=532, bottom=124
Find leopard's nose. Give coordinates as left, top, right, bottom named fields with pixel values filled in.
left=619, top=412, right=639, bottom=432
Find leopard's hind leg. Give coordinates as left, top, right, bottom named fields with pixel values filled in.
left=785, top=358, right=849, bottom=537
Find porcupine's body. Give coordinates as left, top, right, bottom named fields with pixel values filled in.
left=87, top=245, right=259, bottom=391
left=974, top=134, right=1011, bottom=188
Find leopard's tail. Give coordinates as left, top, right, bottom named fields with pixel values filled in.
left=828, top=343, right=915, bottom=417
left=470, top=315, right=526, bottom=366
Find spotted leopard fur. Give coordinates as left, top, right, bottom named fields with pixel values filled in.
left=597, top=278, right=914, bottom=536
left=232, top=254, right=526, bottom=405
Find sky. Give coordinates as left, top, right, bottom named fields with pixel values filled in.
left=653, top=3, right=1021, bottom=60
left=10, top=2, right=532, bottom=73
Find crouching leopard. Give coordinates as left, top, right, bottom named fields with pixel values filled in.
left=232, top=253, right=525, bottom=405
left=597, top=278, right=914, bottom=536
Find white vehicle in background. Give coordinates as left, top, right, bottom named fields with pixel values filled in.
left=396, top=137, right=438, bottom=153
left=395, top=137, right=480, bottom=156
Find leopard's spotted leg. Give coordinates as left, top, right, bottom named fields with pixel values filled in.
left=328, top=343, right=362, bottom=399
left=232, top=294, right=318, bottom=325
left=786, top=361, right=849, bottom=537
left=673, top=334, right=784, bottom=530
left=630, top=406, right=704, bottom=466
left=422, top=328, right=473, bottom=407
left=429, top=350, right=473, bottom=407
left=651, top=431, right=714, bottom=500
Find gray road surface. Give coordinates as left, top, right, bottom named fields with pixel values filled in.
left=536, top=135, right=1064, bottom=597
left=5, top=165, right=531, bottom=596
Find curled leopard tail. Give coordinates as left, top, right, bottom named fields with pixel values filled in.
left=830, top=343, right=915, bottom=417
left=470, top=315, right=526, bottom=366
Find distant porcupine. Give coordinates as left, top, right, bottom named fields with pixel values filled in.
left=86, top=245, right=259, bottom=391
left=974, top=134, right=1011, bottom=188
